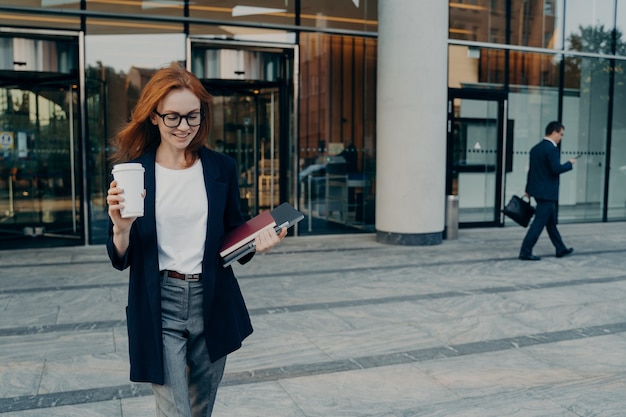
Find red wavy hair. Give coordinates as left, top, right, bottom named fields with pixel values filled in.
left=110, top=63, right=212, bottom=166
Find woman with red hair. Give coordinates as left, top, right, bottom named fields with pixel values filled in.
left=106, top=63, right=285, bottom=416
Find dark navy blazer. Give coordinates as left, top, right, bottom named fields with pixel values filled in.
left=107, top=147, right=253, bottom=384
left=525, top=139, right=572, bottom=201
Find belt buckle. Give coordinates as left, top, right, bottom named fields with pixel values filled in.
left=185, top=273, right=200, bottom=282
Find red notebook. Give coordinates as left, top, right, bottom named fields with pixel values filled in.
left=219, top=210, right=276, bottom=257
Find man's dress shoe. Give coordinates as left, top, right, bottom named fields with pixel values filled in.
left=519, top=254, right=541, bottom=261
left=556, top=248, right=574, bottom=258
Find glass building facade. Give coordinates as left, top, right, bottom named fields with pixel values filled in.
left=0, top=0, right=623, bottom=249
left=448, top=0, right=626, bottom=227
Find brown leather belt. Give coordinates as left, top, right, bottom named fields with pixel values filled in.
left=161, top=270, right=201, bottom=281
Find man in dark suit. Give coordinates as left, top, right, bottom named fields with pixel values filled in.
left=519, top=121, right=577, bottom=261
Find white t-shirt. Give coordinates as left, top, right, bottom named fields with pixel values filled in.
left=155, top=160, right=208, bottom=274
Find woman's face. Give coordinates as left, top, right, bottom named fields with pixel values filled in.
left=150, top=88, right=202, bottom=154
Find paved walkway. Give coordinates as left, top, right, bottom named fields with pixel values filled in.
left=1, top=222, right=625, bottom=416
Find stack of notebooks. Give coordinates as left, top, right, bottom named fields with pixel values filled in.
left=220, top=202, right=304, bottom=267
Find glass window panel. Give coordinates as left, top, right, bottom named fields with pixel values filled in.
left=86, top=0, right=183, bottom=17
left=300, top=0, right=377, bottom=32
left=189, top=24, right=294, bottom=44
left=509, top=50, right=560, bottom=88
left=608, top=59, right=626, bottom=220
left=0, top=2, right=80, bottom=30
left=0, top=86, right=82, bottom=247
left=510, top=0, right=563, bottom=48
left=448, top=45, right=505, bottom=88
left=564, top=0, right=615, bottom=54
left=0, top=0, right=80, bottom=7
left=298, top=33, right=376, bottom=233
left=616, top=1, right=626, bottom=56
left=84, top=28, right=185, bottom=243
left=449, top=0, right=505, bottom=43
left=189, top=1, right=295, bottom=27
left=453, top=98, right=499, bottom=224
left=0, top=32, right=82, bottom=247
left=86, top=17, right=182, bottom=35
left=505, top=52, right=560, bottom=224
left=561, top=55, right=610, bottom=222
left=0, top=33, right=79, bottom=73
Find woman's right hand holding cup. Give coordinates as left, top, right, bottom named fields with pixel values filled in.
left=107, top=180, right=136, bottom=233
left=107, top=180, right=141, bottom=257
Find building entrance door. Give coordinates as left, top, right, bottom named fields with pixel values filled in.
left=191, top=39, right=295, bottom=221
left=0, top=32, right=82, bottom=248
left=204, top=81, right=283, bottom=219
left=447, top=89, right=509, bottom=227
left=0, top=79, right=81, bottom=248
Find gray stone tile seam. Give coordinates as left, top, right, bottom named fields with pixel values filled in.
left=0, top=282, right=124, bottom=295
left=2, top=249, right=625, bottom=296
left=137, top=247, right=626, bottom=280
left=2, top=274, right=626, bottom=337
left=0, top=383, right=153, bottom=414
left=0, top=246, right=381, bottom=270
left=2, top=321, right=626, bottom=414
left=0, top=320, right=126, bottom=337
left=1, top=247, right=624, bottom=272
left=244, top=273, right=626, bottom=314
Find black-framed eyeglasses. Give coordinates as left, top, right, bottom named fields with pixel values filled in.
left=154, top=111, right=204, bottom=128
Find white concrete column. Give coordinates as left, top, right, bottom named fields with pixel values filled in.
left=376, top=1, right=448, bottom=245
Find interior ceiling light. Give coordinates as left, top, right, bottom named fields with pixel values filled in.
left=232, top=6, right=287, bottom=17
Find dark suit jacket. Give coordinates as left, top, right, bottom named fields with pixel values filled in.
left=525, top=139, right=572, bottom=201
left=107, top=147, right=253, bottom=384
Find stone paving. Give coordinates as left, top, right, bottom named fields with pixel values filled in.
left=1, top=221, right=626, bottom=416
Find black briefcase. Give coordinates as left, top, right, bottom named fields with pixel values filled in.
left=502, top=195, right=535, bottom=227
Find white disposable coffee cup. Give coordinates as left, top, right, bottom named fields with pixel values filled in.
left=112, top=163, right=145, bottom=218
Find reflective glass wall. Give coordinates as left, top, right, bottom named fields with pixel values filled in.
left=609, top=1, right=626, bottom=220
left=449, top=0, right=626, bottom=224
left=0, top=32, right=82, bottom=249
left=299, top=33, right=377, bottom=233
left=0, top=0, right=377, bottom=247
left=85, top=18, right=186, bottom=243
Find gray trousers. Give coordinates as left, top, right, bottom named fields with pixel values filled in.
left=152, top=273, right=227, bottom=417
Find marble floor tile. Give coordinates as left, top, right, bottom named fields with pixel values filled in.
left=0, top=295, right=10, bottom=311
left=533, top=374, right=626, bottom=417
left=278, top=363, right=455, bottom=417
left=39, top=352, right=129, bottom=394
left=56, top=287, right=126, bottom=324
left=308, top=323, right=442, bottom=361
left=392, top=389, right=582, bottom=417
left=0, top=399, right=122, bottom=417
left=112, top=326, right=129, bottom=354
left=414, top=349, right=584, bottom=399
left=0, top=302, right=59, bottom=329
left=523, top=335, right=626, bottom=378
left=502, top=284, right=611, bottom=310
left=413, top=293, right=529, bottom=319
left=213, top=381, right=306, bottom=417
left=120, top=395, right=156, bottom=417
left=250, top=306, right=355, bottom=333
left=413, top=313, right=541, bottom=346
left=0, top=361, right=44, bottom=398
left=239, top=272, right=384, bottom=310
left=0, top=330, right=116, bottom=363
left=224, top=331, right=331, bottom=373
left=505, top=299, right=626, bottom=333
left=328, top=301, right=455, bottom=328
